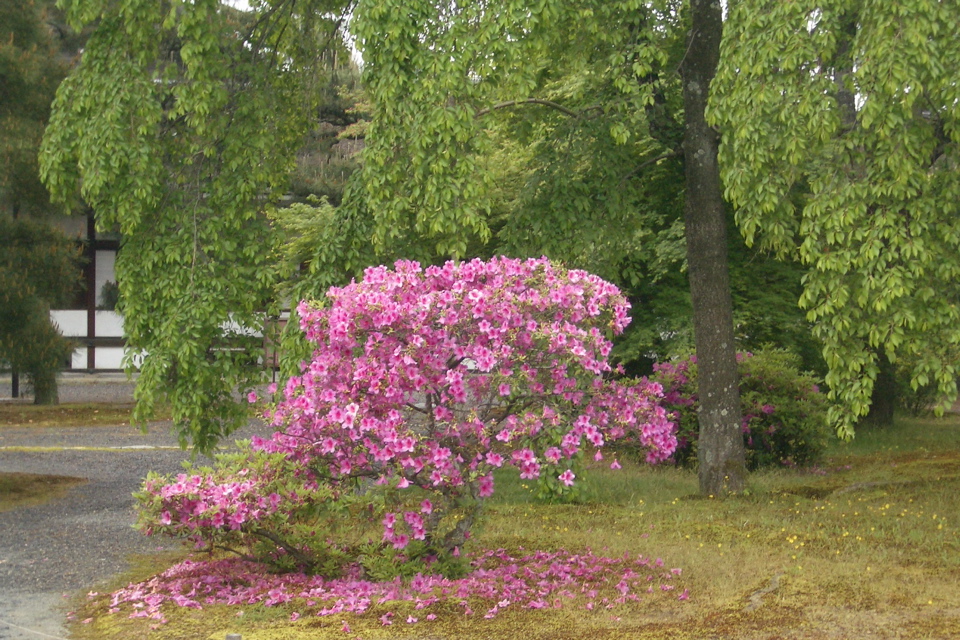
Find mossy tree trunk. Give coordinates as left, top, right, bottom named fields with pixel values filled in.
left=681, top=0, right=747, bottom=495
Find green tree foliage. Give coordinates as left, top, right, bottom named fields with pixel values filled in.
left=288, top=59, right=367, bottom=205
left=710, top=0, right=960, bottom=438
left=0, top=0, right=66, bottom=217
left=0, top=218, right=80, bottom=403
left=41, top=0, right=355, bottom=451
left=0, top=0, right=80, bottom=404
left=471, top=16, right=821, bottom=378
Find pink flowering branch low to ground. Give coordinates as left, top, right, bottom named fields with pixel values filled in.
left=98, top=549, right=689, bottom=625
left=136, top=256, right=676, bottom=578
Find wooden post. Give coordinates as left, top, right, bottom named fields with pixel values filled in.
left=86, top=212, right=97, bottom=371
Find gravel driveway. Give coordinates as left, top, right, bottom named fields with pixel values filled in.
left=0, top=376, right=264, bottom=640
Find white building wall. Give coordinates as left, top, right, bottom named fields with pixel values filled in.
left=50, top=310, right=132, bottom=371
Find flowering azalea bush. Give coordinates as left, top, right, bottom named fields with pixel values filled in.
left=651, top=348, right=829, bottom=469
left=137, top=257, right=675, bottom=576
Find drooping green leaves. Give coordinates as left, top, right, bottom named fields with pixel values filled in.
left=41, top=0, right=354, bottom=450
left=711, top=0, right=960, bottom=437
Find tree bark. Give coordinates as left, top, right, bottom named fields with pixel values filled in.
left=864, top=351, right=896, bottom=427
left=681, top=0, right=746, bottom=495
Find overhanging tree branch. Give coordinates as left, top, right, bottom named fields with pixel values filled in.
left=475, top=98, right=581, bottom=118
left=619, top=149, right=683, bottom=186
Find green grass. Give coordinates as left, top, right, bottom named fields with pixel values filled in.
left=0, top=472, right=86, bottom=512
left=0, top=402, right=137, bottom=427
left=0, top=402, right=175, bottom=428
left=68, top=414, right=960, bottom=640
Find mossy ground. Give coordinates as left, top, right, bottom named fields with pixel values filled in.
left=68, top=414, right=960, bottom=639
left=0, top=471, right=85, bottom=512
left=0, top=402, right=138, bottom=427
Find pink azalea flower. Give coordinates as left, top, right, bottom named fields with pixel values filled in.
left=478, top=474, right=495, bottom=498
left=138, top=257, right=679, bottom=590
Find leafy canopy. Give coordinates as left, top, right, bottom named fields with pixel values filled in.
left=41, top=0, right=354, bottom=450
left=1, top=0, right=81, bottom=403
left=710, top=0, right=960, bottom=437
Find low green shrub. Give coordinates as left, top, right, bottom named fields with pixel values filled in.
left=651, top=348, right=830, bottom=470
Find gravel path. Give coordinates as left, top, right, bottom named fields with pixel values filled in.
left=0, top=376, right=265, bottom=640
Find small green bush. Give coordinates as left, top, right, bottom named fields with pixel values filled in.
left=651, top=348, right=830, bottom=470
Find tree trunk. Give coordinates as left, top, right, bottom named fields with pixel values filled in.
left=681, top=0, right=746, bottom=495
left=32, top=373, right=59, bottom=405
left=864, top=351, right=896, bottom=427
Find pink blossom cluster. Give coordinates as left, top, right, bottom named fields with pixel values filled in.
left=139, top=256, right=675, bottom=560
left=254, top=257, right=673, bottom=544
left=101, top=548, right=688, bottom=625
left=140, top=472, right=290, bottom=534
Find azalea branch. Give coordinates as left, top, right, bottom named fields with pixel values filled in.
left=249, top=526, right=317, bottom=569
left=213, top=543, right=258, bottom=563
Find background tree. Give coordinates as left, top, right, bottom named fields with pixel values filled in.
left=42, top=0, right=355, bottom=450
left=0, top=218, right=80, bottom=403
left=710, top=0, right=960, bottom=437
left=0, top=0, right=82, bottom=403
left=677, top=0, right=746, bottom=493
left=0, top=0, right=64, bottom=217
left=288, top=58, right=366, bottom=207
left=473, top=12, right=821, bottom=378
